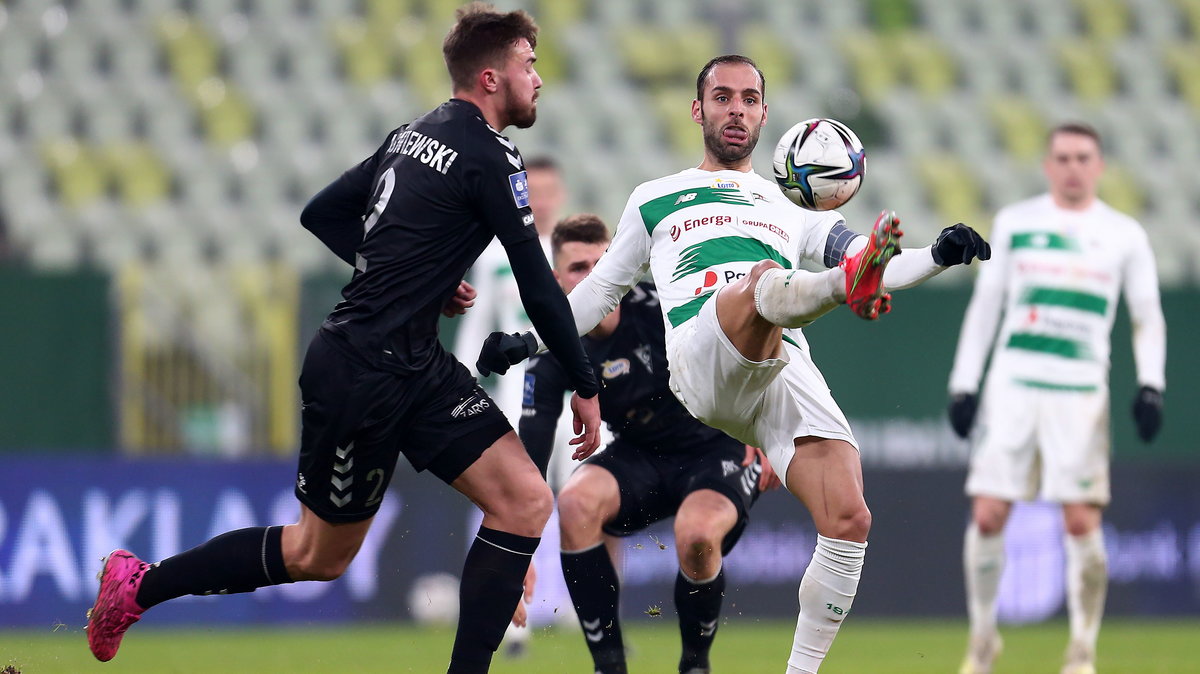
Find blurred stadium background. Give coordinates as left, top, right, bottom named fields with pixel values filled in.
left=1, top=0, right=1198, bottom=669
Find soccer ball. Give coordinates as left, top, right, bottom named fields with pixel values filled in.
left=408, top=572, right=460, bottom=625
left=772, top=118, right=866, bottom=211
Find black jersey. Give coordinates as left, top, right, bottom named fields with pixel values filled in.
left=300, top=99, right=597, bottom=396
left=520, top=282, right=734, bottom=470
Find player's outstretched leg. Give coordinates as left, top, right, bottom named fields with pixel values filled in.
left=752, top=210, right=902, bottom=329
left=87, top=525, right=298, bottom=662
left=86, top=549, right=149, bottom=662
left=841, top=210, right=902, bottom=320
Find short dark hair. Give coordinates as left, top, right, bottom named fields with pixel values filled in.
left=695, top=54, right=766, bottom=102
left=525, top=155, right=560, bottom=174
left=552, top=213, right=610, bottom=262
left=442, top=2, right=539, bottom=91
left=1048, top=122, right=1103, bottom=154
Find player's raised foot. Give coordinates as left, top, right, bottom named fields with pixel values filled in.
left=841, top=210, right=902, bottom=320
left=86, top=549, right=149, bottom=662
left=958, top=630, right=1002, bottom=674
left=1060, top=640, right=1096, bottom=674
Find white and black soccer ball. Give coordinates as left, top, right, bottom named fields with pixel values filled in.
left=772, top=118, right=866, bottom=211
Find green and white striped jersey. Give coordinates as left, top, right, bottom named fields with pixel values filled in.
left=571, top=168, right=843, bottom=350
left=950, top=194, right=1166, bottom=393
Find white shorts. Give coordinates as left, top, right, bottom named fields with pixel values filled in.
left=665, top=292, right=857, bottom=477
left=966, top=375, right=1111, bottom=505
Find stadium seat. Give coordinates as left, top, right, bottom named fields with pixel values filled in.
left=916, top=153, right=987, bottom=239
left=840, top=33, right=900, bottom=103
left=1058, top=38, right=1119, bottom=103
left=104, top=141, right=172, bottom=209
left=988, top=96, right=1048, bottom=163
left=1073, top=0, right=1132, bottom=41
left=1163, top=42, right=1200, bottom=114
left=5, top=0, right=1194, bottom=286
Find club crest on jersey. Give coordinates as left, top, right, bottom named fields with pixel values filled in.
left=509, top=171, right=530, bottom=208
left=601, top=358, right=631, bottom=379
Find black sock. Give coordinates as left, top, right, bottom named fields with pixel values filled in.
left=675, top=567, right=725, bottom=673
left=562, top=544, right=626, bottom=674
left=135, top=526, right=292, bottom=609
left=447, top=526, right=539, bottom=674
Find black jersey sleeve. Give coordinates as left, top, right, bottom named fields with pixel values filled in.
left=299, top=135, right=390, bottom=265
left=505, top=238, right=600, bottom=398
left=518, top=353, right=569, bottom=478
left=462, top=134, right=598, bottom=397
left=300, top=160, right=374, bottom=266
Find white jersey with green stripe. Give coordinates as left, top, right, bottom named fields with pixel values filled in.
left=571, top=167, right=843, bottom=350
left=949, top=194, right=1166, bottom=393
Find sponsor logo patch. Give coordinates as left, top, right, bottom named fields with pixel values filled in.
left=601, top=358, right=631, bottom=379
left=523, top=373, right=536, bottom=406
left=713, top=178, right=740, bottom=189
left=509, top=171, right=530, bottom=208
left=452, top=395, right=492, bottom=419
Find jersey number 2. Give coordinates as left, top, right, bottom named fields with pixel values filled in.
left=363, top=168, right=395, bottom=236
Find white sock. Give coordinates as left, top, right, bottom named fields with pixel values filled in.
left=503, top=620, right=531, bottom=644
left=1065, top=528, right=1107, bottom=650
left=964, top=523, right=1005, bottom=638
left=754, top=267, right=844, bottom=329
left=787, top=535, right=866, bottom=673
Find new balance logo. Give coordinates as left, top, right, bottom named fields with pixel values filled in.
left=721, top=460, right=740, bottom=477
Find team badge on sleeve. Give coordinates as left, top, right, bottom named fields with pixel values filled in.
left=523, top=373, right=536, bottom=406
left=509, top=171, right=530, bottom=208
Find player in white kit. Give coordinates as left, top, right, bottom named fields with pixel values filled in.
left=477, top=55, right=991, bottom=673
left=948, top=123, right=1166, bottom=674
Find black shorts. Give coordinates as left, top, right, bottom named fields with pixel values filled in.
left=586, top=434, right=761, bottom=554
left=295, top=329, right=511, bottom=523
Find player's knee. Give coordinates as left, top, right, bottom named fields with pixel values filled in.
left=557, top=482, right=604, bottom=531
left=508, top=480, right=554, bottom=528
left=1063, top=516, right=1099, bottom=538
left=826, top=506, right=872, bottom=542
left=742, top=259, right=784, bottom=291
left=674, top=521, right=721, bottom=562
left=972, top=506, right=1008, bottom=536
left=290, top=550, right=355, bottom=582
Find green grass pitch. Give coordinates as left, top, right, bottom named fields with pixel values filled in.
left=5, top=618, right=1198, bottom=673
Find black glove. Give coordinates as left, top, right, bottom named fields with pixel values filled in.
left=476, top=331, right=538, bottom=377
left=932, top=223, right=992, bottom=266
left=1131, top=385, right=1163, bottom=442
left=948, top=392, right=978, bottom=439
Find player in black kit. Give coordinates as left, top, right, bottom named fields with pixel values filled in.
left=519, top=215, right=780, bottom=674
left=85, top=6, right=600, bottom=673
